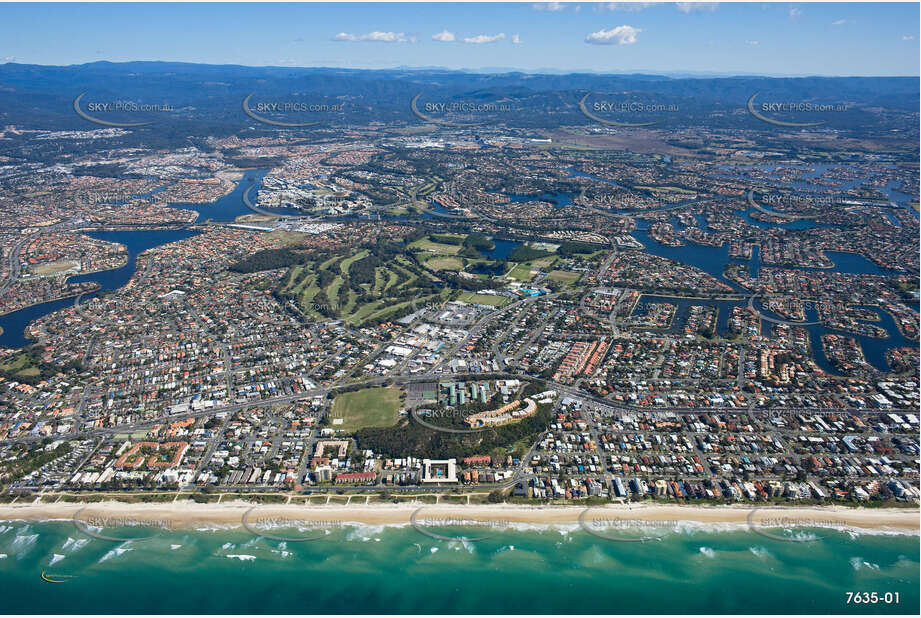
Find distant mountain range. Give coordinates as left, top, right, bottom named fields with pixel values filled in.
left=0, top=61, right=916, bottom=148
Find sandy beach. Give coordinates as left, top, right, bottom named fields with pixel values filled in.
left=1, top=501, right=918, bottom=533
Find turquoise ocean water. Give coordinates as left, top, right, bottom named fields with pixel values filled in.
left=0, top=519, right=917, bottom=614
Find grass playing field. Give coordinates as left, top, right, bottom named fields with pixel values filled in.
left=547, top=270, right=582, bottom=285
left=329, top=387, right=403, bottom=433
left=506, top=262, right=536, bottom=281
left=424, top=255, right=464, bottom=271
left=29, top=259, right=79, bottom=276
left=408, top=238, right=461, bottom=254
left=455, top=292, right=511, bottom=307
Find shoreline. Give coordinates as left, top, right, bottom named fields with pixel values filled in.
left=1, top=501, right=918, bottom=534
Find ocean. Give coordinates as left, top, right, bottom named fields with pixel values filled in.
left=0, top=520, right=917, bottom=614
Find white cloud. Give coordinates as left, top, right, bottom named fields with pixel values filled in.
left=596, top=3, right=659, bottom=12
left=676, top=2, right=718, bottom=13
left=585, top=25, right=641, bottom=45
left=531, top=2, right=582, bottom=13
left=332, top=31, right=414, bottom=43
left=463, top=33, right=507, bottom=44
left=512, top=34, right=523, bottom=44
left=3, top=56, right=14, bottom=62
left=432, top=29, right=455, bottom=42
left=788, top=7, right=802, bottom=19
left=746, top=40, right=759, bottom=46
left=903, top=34, right=915, bottom=40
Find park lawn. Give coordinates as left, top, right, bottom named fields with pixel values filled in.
left=547, top=270, right=582, bottom=285
left=0, top=354, right=31, bottom=373
left=506, top=255, right=557, bottom=282
left=432, top=232, right=465, bottom=242
left=395, top=494, right=438, bottom=504
left=409, top=238, right=461, bottom=254
left=30, top=259, right=79, bottom=276
left=455, top=292, right=510, bottom=307
left=329, top=387, right=403, bottom=433
left=0, top=350, right=44, bottom=380
left=506, top=262, right=536, bottom=281
left=425, top=256, right=464, bottom=271
left=264, top=230, right=311, bottom=247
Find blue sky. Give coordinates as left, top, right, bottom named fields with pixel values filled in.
left=0, top=2, right=917, bottom=75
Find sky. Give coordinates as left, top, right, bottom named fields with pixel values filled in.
left=0, top=2, right=918, bottom=76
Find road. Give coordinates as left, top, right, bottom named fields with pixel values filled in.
left=7, top=361, right=912, bottom=448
